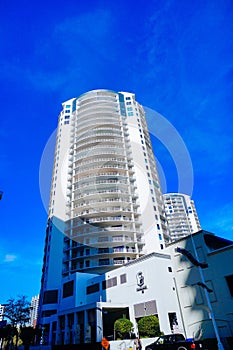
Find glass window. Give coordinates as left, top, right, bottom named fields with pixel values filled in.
left=65, top=110, right=70, bottom=113
left=102, top=277, right=117, bottom=289
left=86, top=283, right=100, bottom=294
left=63, top=281, right=74, bottom=298
left=43, top=290, right=58, bottom=304
left=99, top=258, right=109, bottom=266
left=120, top=274, right=127, bottom=284
left=225, top=275, right=233, bottom=296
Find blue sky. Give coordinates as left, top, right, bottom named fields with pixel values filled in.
left=0, top=0, right=232, bottom=303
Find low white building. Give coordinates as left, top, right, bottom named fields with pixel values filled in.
left=40, top=252, right=183, bottom=345
left=39, top=230, right=233, bottom=349
left=165, top=230, right=233, bottom=344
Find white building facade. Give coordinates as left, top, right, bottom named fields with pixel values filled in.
left=39, top=252, right=183, bottom=345
left=29, top=295, right=40, bottom=327
left=39, top=89, right=169, bottom=327
left=38, top=231, right=233, bottom=348
left=166, top=230, right=233, bottom=347
left=163, top=193, right=201, bottom=241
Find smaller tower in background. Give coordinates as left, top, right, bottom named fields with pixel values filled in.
left=163, top=193, right=201, bottom=241
left=29, top=295, right=40, bottom=328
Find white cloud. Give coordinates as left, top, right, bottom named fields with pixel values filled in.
left=4, top=254, right=17, bottom=263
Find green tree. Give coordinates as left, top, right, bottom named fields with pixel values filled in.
left=138, top=315, right=162, bottom=337
left=3, top=296, right=31, bottom=349
left=114, top=318, right=133, bottom=340
left=4, top=296, right=31, bottom=327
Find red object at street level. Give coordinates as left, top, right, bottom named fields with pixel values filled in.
left=101, top=336, right=110, bottom=350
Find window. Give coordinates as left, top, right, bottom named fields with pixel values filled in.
left=98, top=248, right=109, bottom=254
left=128, top=112, right=134, bottom=116
left=64, top=121, right=69, bottom=124
left=168, top=266, right=172, bottom=272
left=160, top=244, right=164, bottom=249
left=99, top=258, right=109, bottom=266
left=125, top=97, right=131, bottom=100
left=65, top=115, right=70, bottom=119
left=157, top=224, right=160, bottom=230
left=43, top=290, right=58, bottom=304
left=65, top=110, right=70, bottom=113
left=126, top=102, right=131, bottom=105
left=86, top=283, right=100, bottom=294
left=225, top=275, right=233, bottom=296
left=42, top=310, right=57, bottom=317
left=63, top=281, right=74, bottom=298
left=65, top=105, right=71, bottom=108
left=158, top=233, right=162, bottom=240
left=127, top=107, right=133, bottom=111
left=102, top=277, right=117, bottom=289
left=120, top=274, right=127, bottom=284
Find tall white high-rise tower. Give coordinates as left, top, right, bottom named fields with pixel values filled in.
left=163, top=193, right=201, bottom=241
left=39, top=90, right=169, bottom=311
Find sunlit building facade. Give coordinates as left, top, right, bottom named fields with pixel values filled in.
left=29, top=295, right=40, bottom=327
left=39, top=89, right=169, bottom=325
left=163, top=193, right=201, bottom=241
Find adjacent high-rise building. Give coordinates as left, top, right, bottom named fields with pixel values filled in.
left=39, top=90, right=169, bottom=316
left=163, top=193, right=201, bottom=241
left=29, top=295, right=40, bottom=327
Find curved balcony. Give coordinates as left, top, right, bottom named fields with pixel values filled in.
left=73, top=189, right=130, bottom=201
left=77, top=108, right=119, bottom=122
left=74, top=179, right=129, bottom=191
left=76, top=115, right=121, bottom=130
left=74, top=163, right=127, bottom=175
left=75, top=125, right=122, bottom=142
left=74, top=138, right=124, bottom=153
left=74, top=157, right=126, bottom=168
left=74, top=145, right=126, bottom=161
left=74, top=167, right=128, bottom=180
